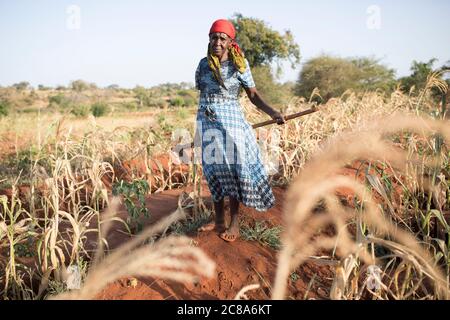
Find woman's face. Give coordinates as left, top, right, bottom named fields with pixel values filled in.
left=209, top=32, right=232, bottom=58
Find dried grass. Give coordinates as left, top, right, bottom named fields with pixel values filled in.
left=273, top=114, right=450, bottom=300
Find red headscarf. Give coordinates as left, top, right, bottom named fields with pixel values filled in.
left=209, top=19, right=242, bottom=55
left=210, top=19, right=236, bottom=39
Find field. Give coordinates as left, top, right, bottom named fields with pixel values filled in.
left=0, top=78, right=450, bottom=300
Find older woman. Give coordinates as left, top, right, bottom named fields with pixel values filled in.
left=196, top=19, right=285, bottom=242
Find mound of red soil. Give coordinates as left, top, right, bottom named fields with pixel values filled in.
left=95, top=186, right=334, bottom=300
left=117, top=153, right=191, bottom=192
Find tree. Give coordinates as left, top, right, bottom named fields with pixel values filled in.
left=296, top=55, right=396, bottom=101
left=251, top=65, right=292, bottom=106
left=350, top=57, right=396, bottom=92
left=441, top=61, right=450, bottom=102
left=229, top=14, right=300, bottom=105
left=12, top=81, right=30, bottom=91
left=399, top=59, right=450, bottom=101
left=107, top=84, right=120, bottom=90
left=71, top=79, right=89, bottom=92
left=133, top=86, right=150, bottom=107
left=38, top=84, right=51, bottom=90
left=230, top=13, right=300, bottom=69
left=90, top=102, right=109, bottom=117
left=399, top=58, right=438, bottom=92
left=441, top=60, right=450, bottom=76
left=296, top=56, right=356, bottom=100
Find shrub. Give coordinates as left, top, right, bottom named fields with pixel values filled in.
left=0, top=99, right=10, bottom=117
left=148, top=98, right=167, bottom=109
left=38, top=84, right=51, bottom=90
left=133, top=86, right=151, bottom=107
left=120, top=101, right=138, bottom=111
left=71, top=104, right=90, bottom=117
left=90, top=102, right=109, bottom=117
left=296, top=55, right=395, bottom=101
left=12, top=81, right=30, bottom=91
left=107, top=84, right=120, bottom=90
left=177, top=89, right=197, bottom=98
left=176, top=108, right=189, bottom=120
left=48, top=94, right=72, bottom=109
left=182, top=96, right=196, bottom=107
left=18, top=108, right=38, bottom=114
left=251, top=65, right=293, bottom=107
left=112, top=179, right=150, bottom=233
left=71, top=80, right=90, bottom=92
left=169, top=97, right=184, bottom=107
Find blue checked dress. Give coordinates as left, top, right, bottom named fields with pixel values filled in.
left=194, top=57, right=275, bottom=211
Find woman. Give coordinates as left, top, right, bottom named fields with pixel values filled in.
left=195, top=19, right=285, bottom=242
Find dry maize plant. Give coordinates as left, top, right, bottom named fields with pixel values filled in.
left=33, top=123, right=118, bottom=279
left=273, top=113, right=450, bottom=300
left=0, top=111, right=200, bottom=299
left=0, top=186, right=37, bottom=299
left=241, top=83, right=446, bottom=186
left=50, top=196, right=215, bottom=300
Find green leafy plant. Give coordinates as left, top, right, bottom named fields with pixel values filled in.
left=0, top=99, right=11, bottom=117
left=169, top=96, right=184, bottom=107
left=290, top=272, right=300, bottom=282
left=112, top=179, right=150, bottom=233
left=176, top=107, right=189, bottom=120
left=296, top=55, right=396, bottom=101
left=241, top=221, right=283, bottom=250
left=48, top=93, right=72, bottom=109
left=170, top=211, right=211, bottom=236
left=70, top=104, right=90, bottom=117
left=157, top=114, right=174, bottom=132
left=90, top=102, right=109, bottom=117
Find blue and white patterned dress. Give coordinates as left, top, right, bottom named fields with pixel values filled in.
left=194, top=57, right=275, bottom=211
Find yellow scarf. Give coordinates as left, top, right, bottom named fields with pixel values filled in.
left=207, top=44, right=246, bottom=89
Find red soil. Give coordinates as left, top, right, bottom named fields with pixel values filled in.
left=95, top=185, right=334, bottom=300
left=0, top=132, right=33, bottom=160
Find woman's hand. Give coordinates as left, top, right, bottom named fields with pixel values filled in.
left=270, top=110, right=286, bottom=125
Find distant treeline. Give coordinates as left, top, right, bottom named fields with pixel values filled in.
left=0, top=80, right=201, bottom=118
left=1, top=13, right=449, bottom=116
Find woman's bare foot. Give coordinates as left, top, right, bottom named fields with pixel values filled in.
left=198, top=222, right=225, bottom=233
left=220, top=226, right=239, bottom=242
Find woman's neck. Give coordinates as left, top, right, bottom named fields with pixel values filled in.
left=219, top=51, right=229, bottom=63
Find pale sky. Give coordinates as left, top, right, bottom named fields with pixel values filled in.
left=0, top=0, right=449, bottom=88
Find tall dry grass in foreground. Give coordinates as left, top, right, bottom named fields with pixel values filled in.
left=50, top=195, right=215, bottom=299
left=273, top=114, right=450, bottom=299
left=269, top=74, right=450, bottom=300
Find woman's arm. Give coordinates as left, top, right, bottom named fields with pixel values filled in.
left=244, top=87, right=285, bottom=125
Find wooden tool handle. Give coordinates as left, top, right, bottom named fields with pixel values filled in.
left=178, top=106, right=319, bottom=151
